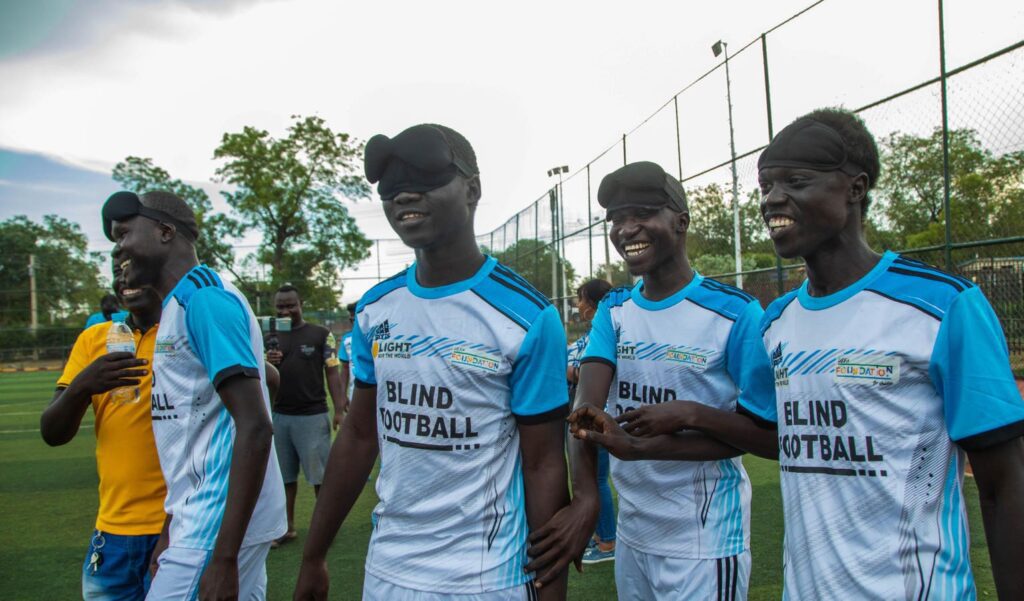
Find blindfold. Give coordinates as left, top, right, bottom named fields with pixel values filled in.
left=364, top=125, right=475, bottom=200
left=598, top=161, right=687, bottom=214
left=758, top=118, right=864, bottom=177
left=102, top=191, right=198, bottom=242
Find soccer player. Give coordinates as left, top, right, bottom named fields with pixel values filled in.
left=558, top=161, right=777, bottom=600
left=755, top=108, right=1024, bottom=599
left=41, top=255, right=165, bottom=600
left=265, top=284, right=347, bottom=548
left=294, top=124, right=572, bottom=601
left=102, top=190, right=286, bottom=600
left=338, top=301, right=356, bottom=403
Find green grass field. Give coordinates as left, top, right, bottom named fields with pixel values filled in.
left=0, top=370, right=998, bottom=600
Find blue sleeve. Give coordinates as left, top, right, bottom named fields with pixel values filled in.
left=510, top=305, right=569, bottom=423
left=350, top=316, right=375, bottom=386
left=338, top=332, right=351, bottom=362
left=184, top=287, right=259, bottom=388
left=930, top=286, right=1024, bottom=449
left=726, top=300, right=778, bottom=425
left=581, top=299, right=617, bottom=366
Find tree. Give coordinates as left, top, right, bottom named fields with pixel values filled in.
left=112, top=156, right=239, bottom=273
left=0, top=215, right=104, bottom=327
left=594, top=261, right=632, bottom=287
left=213, top=115, right=373, bottom=311
left=685, top=184, right=775, bottom=271
left=488, top=238, right=576, bottom=299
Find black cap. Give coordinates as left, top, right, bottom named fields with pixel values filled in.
left=102, top=190, right=199, bottom=242
left=758, top=118, right=863, bottom=176
left=597, top=161, right=687, bottom=214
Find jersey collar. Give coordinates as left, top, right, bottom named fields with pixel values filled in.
left=630, top=272, right=704, bottom=311
left=406, top=255, right=497, bottom=299
left=797, top=250, right=897, bottom=311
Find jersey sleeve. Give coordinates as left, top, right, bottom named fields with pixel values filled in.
left=509, top=304, right=570, bottom=424
left=350, top=316, right=375, bottom=387
left=184, top=287, right=260, bottom=389
left=338, top=333, right=352, bottom=363
left=324, top=331, right=341, bottom=368
left=930, top=286, right=1024, bottom=450
left=581, top=299, right=616, bottom=367
left=56, top=326, right=102, bottom=389
left=726, top=300, right=778, bottom=426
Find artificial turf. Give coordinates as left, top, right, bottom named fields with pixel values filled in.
left=0, top=370, right=997, bottom=599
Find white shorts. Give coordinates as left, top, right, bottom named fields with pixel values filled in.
left=363, top=571, right=539, bottom=601
left=614, top=542, right=750, bottom=601
left=145, top=542, right=271, bottom=600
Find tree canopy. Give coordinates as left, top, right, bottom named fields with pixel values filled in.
left=488, top=238, right=576, bottom=299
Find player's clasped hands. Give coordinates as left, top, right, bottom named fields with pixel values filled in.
left=76, top=352, right=148, bottom=396
left=616, top=400, right=698, bottom=437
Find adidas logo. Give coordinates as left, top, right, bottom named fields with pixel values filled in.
left=371, top=319, right=392, bottom=341
left=771, top=343, right=784, bottom=367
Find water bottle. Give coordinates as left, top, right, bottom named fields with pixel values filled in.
left=106, top=321, right=140, bottom=404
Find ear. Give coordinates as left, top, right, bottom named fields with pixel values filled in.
left=848, top=173, right=868, bottom=208
left=674, top=210, right=690, bottom=234
left=159, top=222, right=177, bottom=243
left=465, top=175, right=482, bottom=206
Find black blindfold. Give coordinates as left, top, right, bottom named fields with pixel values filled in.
left=102, top=191, right=198, bottom=242
left=364, top=125, right=475, bottom=200
left=598, top=161, right=687, bottom=215
left=758, top=118, right=864, bottom=177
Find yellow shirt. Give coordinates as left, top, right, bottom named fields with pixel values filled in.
left=57, top=321, right=166, bottom=535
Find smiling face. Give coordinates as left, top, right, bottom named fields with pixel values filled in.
left=110, top=215, right=170, bottom=289
left=608, top=205, right=688, bottom=276
left=382, top=174, right=480, bottom=250
left=274, top=290, right=303, bottom=325
left=758, top=167, right=866, bottom=259
left=111, top=249, right=162, bottom=314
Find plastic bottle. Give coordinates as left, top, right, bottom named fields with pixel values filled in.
left=106, top=321, right=140, bottom=404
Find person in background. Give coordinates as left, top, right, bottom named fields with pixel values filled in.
left=85, top=293, right=128, bottom=328
left=265, top=284, right=348, bottom=549
left=567, top=278, right=616, bottom=565
left=338, top=302, right=356, bottom=403
left=42, top=254, right=164, bottom=601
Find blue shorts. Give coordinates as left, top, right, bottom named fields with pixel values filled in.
left=82, top=530, right=159, bottom=601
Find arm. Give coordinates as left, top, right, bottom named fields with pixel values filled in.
left=518, top=420, right=570, bottom=600
left=149, top=513, right=173, bottom=578
left=200, top=375, right=274, bottom=601
left=966, top=436, right=1024, bottom=599
left=293, top=386, right=379, bottom=601
left=264, top=361, right=280, bottom=403
left=324, top=365, right=347, bottom=430
left=40, top=352, right=147, bottom=446
left=615, top=401, right=778, bottom=459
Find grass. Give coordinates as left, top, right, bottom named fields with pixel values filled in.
left=0, top=370, right=998, bottom=599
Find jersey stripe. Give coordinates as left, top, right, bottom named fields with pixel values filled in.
left=686, top=298, right=738, bottom=322
left=701, top=278, right=756, bottom=303
left=865, top=289, right=942, bottom=321
left=492, top=264, right=549, bottom=306
left=888, top=266, right=965, bottom=292
left=488, top=274, right=545, bottom=310
left=470, top=290, right=529, bottom=330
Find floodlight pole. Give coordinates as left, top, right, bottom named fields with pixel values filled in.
left=548, top=165, right=570, bottom=325
left=714, top=40, right=743, bottom=289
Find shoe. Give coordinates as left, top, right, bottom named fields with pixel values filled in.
left=581, top=545, right=615, bottom=564
left=270, top=531, right=297, bottom=549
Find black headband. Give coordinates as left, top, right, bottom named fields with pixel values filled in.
left=758, top=118, right=864, bottom=177
left=364, top=124, right=475, bottom=200
left=598, top=161, right=687, bottom=214
left=102, top=191, right=198, bottom=242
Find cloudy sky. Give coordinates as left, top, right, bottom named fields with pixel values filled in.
left=1, top=0, right=1021, bottom=300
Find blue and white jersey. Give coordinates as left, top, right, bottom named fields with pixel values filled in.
left=581, top=273, right=775, bottom=559
left=757, top=251, right=1024, bottom=600
left=339, top=330, right=354, bottom=397
left=151, top=265, right=287, bottom=550
left=568, top=333, right=589, bottom=372
left=352, top=256, right=569, bottom=594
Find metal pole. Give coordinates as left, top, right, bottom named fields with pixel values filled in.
left=558, top=173, right=568, bottom=325
left=515, top=213, right=520, bottom=270
left=762, top=33, right=784, bottom=297
left=587, top=164, right=594, bottom=279
left=28, top=254, right=38, bottom=332
left=674, top=95, right=683, bottom=180
left=938, top=0, right=953, bottom=271
left=723, top=43, right=743, bottom=289
left=550, top=189, right=558, bottom=303
left=603, top=220, right=612, bottom=284
left=534, top=200, right=540, bottom=286
left=622, top=134, right=627, bottom=165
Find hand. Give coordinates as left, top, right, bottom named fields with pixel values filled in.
left=198, top=555, right=238, bottom=601
left=293, top=558, right=330, bottom=601
left=525, top=498, right=598, bottom=588
left=149, top=527, right=170, bottom=579
left=266, top=349, right=283, bottom=366
left=616, top=400, right=698, bottom=438
left=569, top=405, right=639, bottom=460
left=72, top=352, right=148, bottom=397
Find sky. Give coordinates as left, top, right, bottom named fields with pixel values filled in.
left=1, top=0, right=1021, bottom=302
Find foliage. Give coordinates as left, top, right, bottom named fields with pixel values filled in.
left=0, top=215, right=104, bottom=327
left=487, top=238, right=576, bottom=299
left=214, top=115, right=372, bottom=311
left=594, top=261, right=633, bottom=287
left=112, top=156, right=239, bottom=272
left=686, top=184, right=773, bottom=264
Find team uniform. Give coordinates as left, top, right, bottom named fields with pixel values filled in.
left=146, top=265, right=286, bottom=600
left=58, top=319, right=167, bottom=600
left=753, top=251, right=1024, bottom=600
left=340, top=330, right=355, bottom=398
left=582, top=274, right=775, bottom=600
left=351, top=256, right=568, bottom=600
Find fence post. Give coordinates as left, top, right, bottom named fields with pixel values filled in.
left=674, top=95, right=683, bottom=180
left=515, top=213, right=520, bottom=270
left=938, top=0, right=953, bottom=271
left=587, top=164, right=594, bottom=279
left=622, top=134, right=627, bottom=165
left=549, top=188, right=558, bottom=306
left=762, top=33, right=785, bottom=297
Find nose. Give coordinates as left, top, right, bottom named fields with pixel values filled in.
left=392, top=191, right=423, bottom=205
left=761, top=183, right=786, bottom=211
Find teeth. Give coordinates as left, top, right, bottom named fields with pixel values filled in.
left=122, top=288, right=141, bottom=297
left=399, top=213, right=425, bottom=222
left=768, top=217, right=794, bottom=230
left=623, top=242, right=650, bottom=257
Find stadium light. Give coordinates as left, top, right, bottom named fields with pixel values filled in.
left=547, top=165, right=570, bottom=324
left=712, top=40, right=743, bottom=288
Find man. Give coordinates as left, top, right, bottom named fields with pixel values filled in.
left=265, top=284, right=347, bottom=548
left=338, top=302, right=356, bottom=402
left=755, top=109, right=1024, bottom=598
left=294, top=124, right=571, bottom=601
left=553, top=162, right=776, bottom=599
left=85, top=293, right=128, bottom=328
left=102, top=190, right=286, bottom=600
left=41, top=256, right=164, bottom=600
